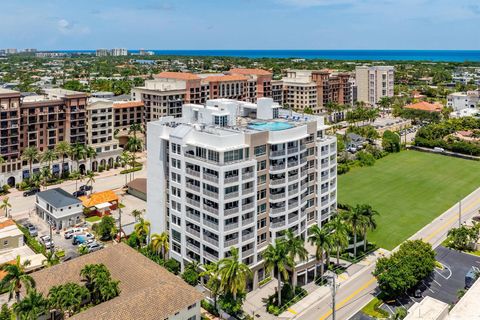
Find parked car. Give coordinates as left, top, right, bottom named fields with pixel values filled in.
left=79, top=185, right=92, bottom=192
left=27, top=225, right=38, bottom=237
left=86, top=242, right=104, bottom=253
left=64, top=227, right=88, bottom=239
left=72, top=233, right=95, bottom=245
left=72, top=190, right=87, bottom=197
left=23, top=188, right=40, bottom=197
left=39, top=235, right=54, bottom=250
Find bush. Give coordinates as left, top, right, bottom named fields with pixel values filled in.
left=182, top=268, right=200, bottom=286
left=357, top=151, right=376, bottom=167
left=361, top=297, right=389, bottom=318
left=164, top=258, right=181, bottom=275
left=120, top=166, right=142, bottom=175
left=266, top=283, right=307, bottom=316
left=258, top=276, right=272, bottom=287
left=17, top=224, right=45, bottom=254
left=218, top=292, right=245, bottom=317
left=337, top=163, right=350, bottom=175
left=94, top=215, right=117, bottom=241
left=201, top=300, right=219, bottom=316
left=382, top=130, right=401, bottom=153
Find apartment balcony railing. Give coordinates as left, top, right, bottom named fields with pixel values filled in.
left=242, top=187, right=254, bottom=195
left=186, top=212, right=200, bottom=223
left=242, top=232, right=255, bottom=242
left=321, top=150, right=329, bottom=156
left=288, top=215, right=299, bottom=224
left=301, top=169, right=308, bottom=177
left=242, top=203, right=255, bottom=211
left=186, top=168, right=200, bottom=177
left=270, top=192, right=286, bottom=201
left=242, top=248, right=255, bottom=257
left=203, top=251, right=219, bottom=262
left=289, top=200, right=299, bottom=209
left=288, top=161, right=299, bottom=168
left=242, top=217, right=255, bottom=226
left=224, top=191, right=239, bottom=200
left=258, top=241, right=268, bottom=249
left=224, top=207, right=239, bottom=216
left=320, top=187, right=329, bottom=194
left=289, top=187, right=299, bottom=195
left=224, top=222, right=239, bottom=232
left=270, top=206, right=286, bottom=215
left=203, top=173, right=219, bottom=184
left=186, top=227, right=200, bottom=238
left=186, top=198, right=200, bottom=208
left=300, top=157, right=307, bottom=164
left=287, top=147, right=298, bottom=154
left=186, top=183, right=200, bottom=193
left=204, top=190, right=219, bottom=199
left=186, top=242, right=200, bottom=254
left=271, top=220, right=286, bottom=228
left=204, top=220, right=219, bottom=231
left=270, top=150, right=286, bottom=157
left=300, top=145, right=307, bottom=151
left=242, top=172, right=255, bottom=180
left=321, top=162, right=329, bottom=169
left=203, top=235, right=219, bottom=247
left=270, top=178, right=285, bottom=186
left=271, top=163, right=286, bottom=171
left=203, top=204, right=219, bottom=215
left=224, top=175, right=239, bottom=184
left=224, top=238, right=239, bottom=247
left=288, top=174, right=298, bottom=181
left=321, top=200, right=329, bottom=207
left=308, top=166, right=316, bottom=174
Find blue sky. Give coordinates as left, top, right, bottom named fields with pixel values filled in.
left=1, top=0, right=479, bottom=50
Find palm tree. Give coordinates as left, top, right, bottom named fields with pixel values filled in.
left=0, top=156, right=5, bottom=166
left=48, top=283, right=90, bottom=318
left=150, top=232, right=169, bottom=258
left=218, top=247, right=252, bottom=300
left=42, top=251, right=59, bottom=267
left=131, top=208, right=144, bottom=222
left=119, top=151, right=131, bottom=186
left=326, top=215, right=350, bottom=265
left=69, top=143, right=87, bottom=172
left=358, top=205, right=379, bottom=252
left=41, top=149, right=57, bottom=171
left=308, top=225, right=333, bottom=281
left=128, top=122, right=144, bottom=139
left=39, top=167, right=52, bottom=190
left=0, top=256, right=36, bottom=303
left=125, top=137, right=142, bottom=181
left=284, top=230, right=308, bottom=287
left=13, top=289, right=47, bottom=320
left=343, top=205, right=367, bottom=259
left=200, top=262, right=221, bottom=311
left=70, top=170, right=83, bottom=192
left=134, top=218, right=151, bottom=246
left=85, top=171, right=96, bottom=195
left=21, top=146, right=39, bottom=179
left=0, top=197, right=12, bottom=218
left=85, top=146, right=97, bottom=171
left=55, top=141, right=70, bottom=177
left=263, top=239, right=295, bottom=306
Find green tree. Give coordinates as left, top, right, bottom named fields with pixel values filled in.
left=80, top=264, right=120, bottom=304
left=42, top=251, right=59, bottom=267
left=128, top=122, right=144, bottom=139
left=200, top=262, right=221, bottom=311
left=382, top=130, right=401, bottom=152
left=94, top=215, right=117, bottom=241
left=358, top=205, right=379, bottom=251
left=131, top=208, right=144, bottom=222
left=0, top=197, right=11, bottom=218
left=263, top=239, right=294, bottom=306
left=0, top=256, right=36, bottom=303
left=326, top=215, right=350, bottom=265
left=134, top=218, right=151, bottom=246
left=39, top=167, right=52, bottom=190
left=0, top=304, right=12, bottom=320
left=85, top=171, right=96, bottom=195
left=343, top=205, right=367, bottom=258
left=150, top=232, right=169, bottom=258
left=218, top=247, right=252, bottom=300
left=21, top=146, right=39, bottom=179
left=308, top=225, right=333, bottom=280
left=85, top=146, right=97, bottom=171
left=48, top=283, right=90, bottom=318
left=40, top=149, right=57, bottom=172
left=55, top=141, right=71, bottom=177
left=13, top=289, right=47, bottom=320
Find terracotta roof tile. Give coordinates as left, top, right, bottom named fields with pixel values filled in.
left=203, top=75, right=248, bottom=82
left=404, top=101, right=443, bottom=112
left=79, top=190, right=119, bottom=208
left=112, top=101, right=144, bottom=109
left=0, top=219, right=15, bottom=230
left=155, top=72, right=200, bottom=80
left=229, top=68, right=272, bottom=76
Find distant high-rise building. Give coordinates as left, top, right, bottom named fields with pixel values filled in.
left=5, top=49, right=17, bottom=55
left=111, top=48, right=128, bottom=56
left=355, top=66, right=394, bottom=106
left=96, top=49, right=110, bottom=57
left=24, top=48, right=37, bottom=53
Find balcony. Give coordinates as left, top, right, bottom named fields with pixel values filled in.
left=270, top=192, right=286, bottom=201
left=204, top=190, right=219, bottom=199
left=242, top=217, right=255, bottom=226
left=203, top=172, right=219, bottom=183
left=271, top=220, right=286, bottom=228
left=242, top=248, right=255, bottom=257
left=203, top=204, right=219, bottom=215
left=225, top=175, right=239, bottom=184
left=270, top=178, right=285, bottom=186
left=300, top=145, right=307, bottom=151
left=186, top=168, right=200, bottom=177
left=204, top=220, right=219, bottom=231
left=242, top=203, right=255, bottom=211
left=203, top=251, right=219, bottom=262
left=270, top=163, right=286, bottom=171
left=242, top=172, right=255, bottom=180
left=289, top=200, right=299, bottom=209
left=186, top=242, right=200, bottom=254
left=321, top=187, right=329, bottom=194
left=186, top=227, right=200, bottom=238
left=288, top=174, right=298, bottom=181
left=287, top=147, right=298, bottom=154
left=203, top=234, right=219, bottom=247
left=224, top=222, right=239, bottom=231
left=289, top=187, right=299, bottom=195
left=225, top=207, right=239, bottom=216
left=242, top=232, right=255, bottom=242
left=288, top=160, right=299, bottom=168
left=288, top=215, right=299, bottom=224
left=270, top=150, right=286, bottom=158
left=186, top=198, right=200, bottom=208
left=225, top=191, right=239, bottom=200
left=242, top=187, right=254, bottom=195
left=186, top=212, right=200, bottom=223
left=225, top=238, right=239, bottom=247
left=186, top=183, right=200, bottom=193
left=270, top=206, right=286, bottom=215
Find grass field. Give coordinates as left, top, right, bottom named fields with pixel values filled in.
left=338, top=150, right=480, bottom=250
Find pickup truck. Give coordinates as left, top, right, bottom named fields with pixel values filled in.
left=72, top=233, right=95, bottom=245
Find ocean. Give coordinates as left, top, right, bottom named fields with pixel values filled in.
left=59, top=50, right=480, bottom=62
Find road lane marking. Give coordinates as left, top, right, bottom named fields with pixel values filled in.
left=319, top=277, right=376, bottom=320
left=288, top=308, right=297, bottom=315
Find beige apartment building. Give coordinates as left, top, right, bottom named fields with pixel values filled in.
left=355, top=66, right=394, bottom=106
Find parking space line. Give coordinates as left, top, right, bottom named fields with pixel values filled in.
left=421, top=280, right=435, bottom=293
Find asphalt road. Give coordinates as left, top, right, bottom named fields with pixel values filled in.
left=296, top=186, right=480, bottom=320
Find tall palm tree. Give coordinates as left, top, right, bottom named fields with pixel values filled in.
left=85, top=171, right=96, bottom=195
left=119, top=150, right=131, bottom=186
left=343, top=205, right=367, bottom=258
left=40, top=149, right=57, bottom=172
left=131, top=208, right=144, bottom=222
left=218, top=247, right=252, bottom=300
left=150, top=232, right=169, bottom=258
left=125, top=137, right=142, bottom=181
left=69, top=143, right=87, bottom=172
left=21, top=146, right=39, bottom=179
left=284, top=230, right=308, bottom=287
left=0, top=256, right=36, bottom=303
left=263, top=239, right=294, bottom=306
left=55, top=141, right=70, bottom=177
left=0, top=197, right=12, bottom=218
left=85, top=146, right=97, bottom=171
left=39, top=167, right=52, bottom=190
left=48, top=283, right=90, bottom=318
left=199, top=262, right=221, bottom=311
left=326, top=215, right=350, bottom=265
left=128, top=122, right=144, bottom=139
left=13, top=289, right=47, bottom=320
left=134, top=218, right=151, bottom=246
left=70, top=170, right=82, bottom=192
left=358, top=205, right=379, bottom=252
left=308, top=225, right=333, bottom=281
left=42, top=251, right=60, bottom=268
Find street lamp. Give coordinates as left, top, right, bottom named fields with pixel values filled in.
left=325, top=271, right=339, bottom=320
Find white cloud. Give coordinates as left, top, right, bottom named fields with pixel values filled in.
left=57, top=18, right=90, bottom=35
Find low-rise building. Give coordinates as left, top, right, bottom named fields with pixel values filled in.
left=127, top=178, right=147, bottom=201
left=79, top=190, right=119, bottom=217
left=447, top=91, right=479, bottom=111
left=35, top=188, right=84, bottom=229
left=404, top=101, right=443, bottom=113
left=0, top=219, right=24, bottom=251
left=30, top=243, right=203, bottom=320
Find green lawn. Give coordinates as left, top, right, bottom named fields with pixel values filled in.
left=338, top=150, right=480, bottom=250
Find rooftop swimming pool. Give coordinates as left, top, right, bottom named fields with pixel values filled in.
left=247, top=121, right=294, bottom=131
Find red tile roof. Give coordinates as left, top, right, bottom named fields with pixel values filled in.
left=203, top=75, right=248, bottom=82
left=404, top=101, right=443, bottom=112
left=0, top=219, right=15, bottom=230
left=229, top=68, right=272, bottom=76
left=155, top=72, right=200, bottom=80
left=113, top=101, right=144, bottom=109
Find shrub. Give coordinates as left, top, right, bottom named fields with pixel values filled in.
left=382, top=130, right=401, bottom=153
left=17, top=224, right=45, bottom=254
left=218, top=292, right=245, bottom=316
left=164, top=258, right=181, bottom=275
left=201, top=300, right=219, bottom=316
left=182, top=268, right=199, bottom=286
left=94, top=215, right=117, bottom=241
left=357, top=151, right=376, bottom=167
left=120, top=166, right=142, bottom=175
left=337, top=163, right=350, bottom=175
left=258, top=276, right=272, bottom=287
left=266, top=283, right=307, bottom=315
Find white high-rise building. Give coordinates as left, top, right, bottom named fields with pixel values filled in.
left=111, top=48, right=128, bottom=56
left=355, top=66, right=394, bottom=106
left=447, top=91, right=480, bottom=111
left=147, top=98, right=337, bottom=288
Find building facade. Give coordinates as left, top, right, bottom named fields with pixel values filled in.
left=355, top=66, right=394, bottom=106
left=447, top=91, right=479, bottom=111
left=147, top=98, right=337, bottom=289
left=111, top=48, right=128, bottom=56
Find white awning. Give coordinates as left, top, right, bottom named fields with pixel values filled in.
left=95, top=202, right=111, bottom=210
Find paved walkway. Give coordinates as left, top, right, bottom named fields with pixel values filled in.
left=244, top=280, right=278, bottom=319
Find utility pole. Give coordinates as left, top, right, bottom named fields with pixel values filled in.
left=118, top=204, right=122, bottom=242
left=327, top=271, right=338, bottom=320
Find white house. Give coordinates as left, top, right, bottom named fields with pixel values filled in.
left=35, top=188, right=84, bottom=230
